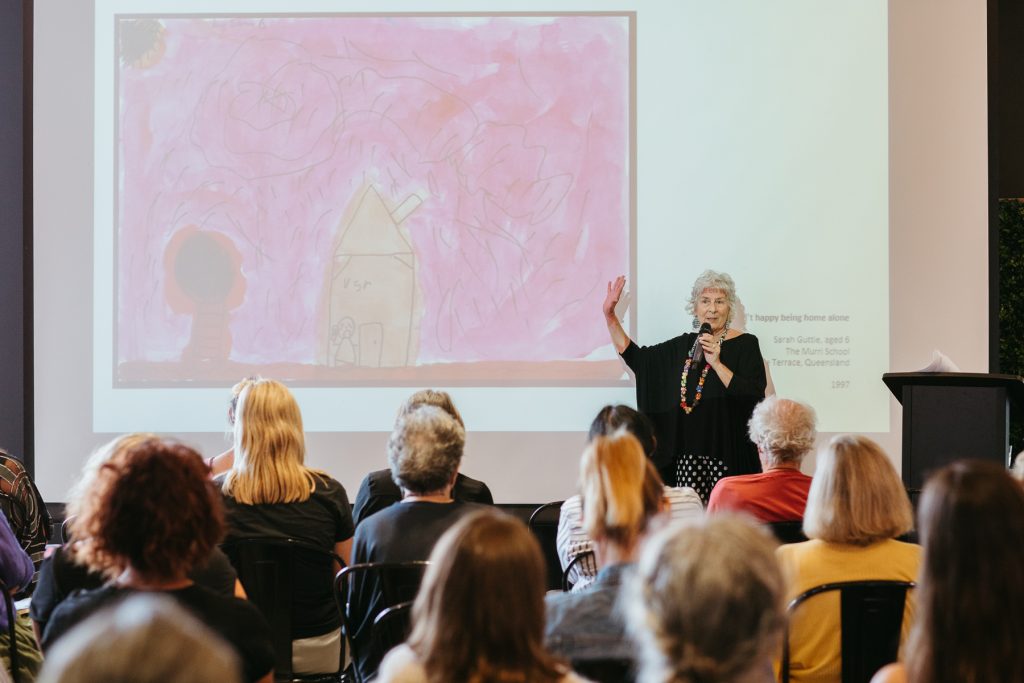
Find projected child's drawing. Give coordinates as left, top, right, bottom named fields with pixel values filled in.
left=115, top=15, right=632, bottom=385
left=326, top=186, right=423, bottom=368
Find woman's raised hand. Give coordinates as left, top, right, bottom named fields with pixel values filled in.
left=603, top=276, right=626, bottom=321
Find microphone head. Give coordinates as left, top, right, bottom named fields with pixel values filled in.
left=698, top=322, right=712, bottom=335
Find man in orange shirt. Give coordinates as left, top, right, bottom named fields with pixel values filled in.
left=707, top=396, right=816, bottom=522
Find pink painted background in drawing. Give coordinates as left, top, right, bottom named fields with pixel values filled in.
left=116, top=16, right=630, bottom=378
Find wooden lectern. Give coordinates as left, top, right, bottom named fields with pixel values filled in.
left=882, top=372, right=1024, bottom=493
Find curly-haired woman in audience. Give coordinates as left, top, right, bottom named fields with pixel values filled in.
left=707, top=395, right=816, bottom=522
left=377, top=510, right=587, bottom=683
left=558, top=405, right=702, bottom=592
left=219, top=378, right=354, bottom=675
left=545, top=432, right=667, bottom=671
left=40, top=438, right=274, bottom=683
left=777, top=435, right=919, bottom=683
left=872, top=460, right=1024, bottom=683
left=624, top=515, right=786, bottom=683
left=31, top=434, right=241, bottom=641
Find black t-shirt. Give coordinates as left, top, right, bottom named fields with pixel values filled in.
left=351, top=469, right=494, bottom=527
left=42, top=583, right=275, bottom=683
left=349, top=500, right=482, bottom=681
left=30, top=545, right=238, bottom=634
left=220, top=474, right=354, bottom=637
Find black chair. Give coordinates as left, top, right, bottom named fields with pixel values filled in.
left=571, top=658, right=634, bottom=683
left=0, top=577, right=18, bottom=683
left=781, top=580, right=916, bottom=683
left=561, top=549, right=596, bottom=592
left=221, top=538, right=345, bottom=683
left=767, top=520, right=807, bottom=545
left=59, top=515, right=76, bottom=545
left=335, top=561, right=430, bottom=683
left=371, top=601, right=414, bottom=661
left=527, top=501, right=564, bottom=591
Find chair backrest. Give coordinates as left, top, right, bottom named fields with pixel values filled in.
left=781, top=580, right=915, bottom=683
left=371, top=601, right=414, bottom=662
left=527, top=501, right=564, bottom=591
left=561, top=549, right=596, bottom=592
left=335, top=561, right=430, bottom=683
left=571, top=658, right=634, bottom=683
left=222, top=537, right=344, bottom=679
left=767, top=520, right=807, bottom=545
left=60, top=515, right=77, bottom=545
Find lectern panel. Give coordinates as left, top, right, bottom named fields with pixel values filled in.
left=903, top=385, right=1008, bottom=490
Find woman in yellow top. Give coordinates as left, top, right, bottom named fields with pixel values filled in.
left=776, top=435, right=919, bottom=683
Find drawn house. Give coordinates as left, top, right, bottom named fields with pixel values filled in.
left=325, top=186, right=422, bottom=368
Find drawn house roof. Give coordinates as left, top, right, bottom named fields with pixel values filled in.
left=335, top=186, right=415, bottom=256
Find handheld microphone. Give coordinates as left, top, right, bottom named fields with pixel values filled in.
left=693, top=322, right=712, bottom=363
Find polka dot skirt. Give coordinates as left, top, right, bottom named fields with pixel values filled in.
left=675, top=454, right=729, bottom=504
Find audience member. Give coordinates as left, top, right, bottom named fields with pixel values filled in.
left=777, top=435, right=918, bottom=683
left=207, top=376, right=260, bottom=477
left=558, top=405, right=702, bottom=592
left=545, top=432, right=666, bottom=671
left=31, top=433, right=241, bottom=640
left=0, top=510, right=39, bottom=682
left=0, top=449, right=50, bottom=592
left=707, top=396, right=816, bottom=521
left=378, top=510, right=586, bottom=683
left=37, top=594, right=241, bottom=683
left=349, top=405, right=482, bottom=681
left=351, top=389, right=493, bottom=526
left=872, top=460, right=1024, bottom=683
left=218, top=378, right=353, bottom=675
left=1012, top=449, right=1024, bottom=482
left=624, top=515, right=785, bottom=683
left=41, top=438, right=275, bottom=683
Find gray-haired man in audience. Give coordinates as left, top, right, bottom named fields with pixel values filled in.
left=348, top=405, right=483, bottom=681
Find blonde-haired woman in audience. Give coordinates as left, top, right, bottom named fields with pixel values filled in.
left=219, top=378, right=354, bottom=676
left=377, top=510, right=587, bottom=683
left=38, top=594, right=241, bottom=683
left=557, top=405, right=702, bottom=593
left=872, top=460, right=1024, bottom=683
left=545, top=432, right=668, bottom=670
left=624, top=515, right=786, bottom=683
left=777, top=435, right=919, bottom=683
left=207, top=376, right=260, bottom=476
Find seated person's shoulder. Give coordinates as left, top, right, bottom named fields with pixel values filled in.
left=377, top=644, right=426, bottom=683
left=453, top=473, right=494, bottom=505
left=176, top=585, right=275, bottom=682
left=0, top=452, right=26, bottom=476
left=43, top=584, right=127, bottom=649
left=870, top=663, right=907, bottom=683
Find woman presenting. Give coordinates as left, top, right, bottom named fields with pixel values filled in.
left=603, top=269, right=766, bottom=501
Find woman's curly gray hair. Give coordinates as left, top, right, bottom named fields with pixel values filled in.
left=686, top=270, right=738, bottom=316
left=747, top=396, right=817, bottom=466
left=388, top=405, right=465, bottom=495
left=623, top=515, right=786, bottom=683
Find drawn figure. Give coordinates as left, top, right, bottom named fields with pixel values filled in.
left=330, top=317, right=358, bottom=366
left=164, top=226, right=246, bottom=364
left=325, top=187, right=423, bottom=368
